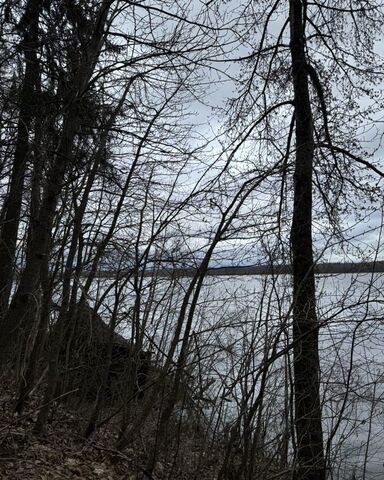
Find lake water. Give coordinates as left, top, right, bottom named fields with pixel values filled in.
left=89, top=272, right=384, bottom=479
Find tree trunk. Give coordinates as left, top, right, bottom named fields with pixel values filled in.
left=0, top=0, right=43, bottom=316
left=0, top=0, right=111, bottom=367
left=289, top=1, right=325, bottom=479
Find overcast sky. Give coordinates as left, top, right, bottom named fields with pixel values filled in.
left=176, top=1, right=384, bottom=266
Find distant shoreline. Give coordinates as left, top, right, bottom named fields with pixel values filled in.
left=84, top=261, right=384, bottom=278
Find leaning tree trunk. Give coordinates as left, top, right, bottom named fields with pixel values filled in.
left=0, top=0, right=43, bottom=317
left=289, top=1, right=325, bottom=479
left=33, top=87, right=129, bottom=432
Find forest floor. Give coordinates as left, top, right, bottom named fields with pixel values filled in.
left=0, top=392, right=140, bottom=479
left=0, top=382, right=219, bottom=479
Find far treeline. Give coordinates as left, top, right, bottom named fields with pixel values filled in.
left=89, top=261, right=384, bottom=278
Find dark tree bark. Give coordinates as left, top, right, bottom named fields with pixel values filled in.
left=289, top=1, right=325, bottom=479
left=0, top=0, right=43, bottom=316
left=0, top=0, right=111, bottom=366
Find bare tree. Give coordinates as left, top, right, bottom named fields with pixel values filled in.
left=0, top=1, right=383, bottom=479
